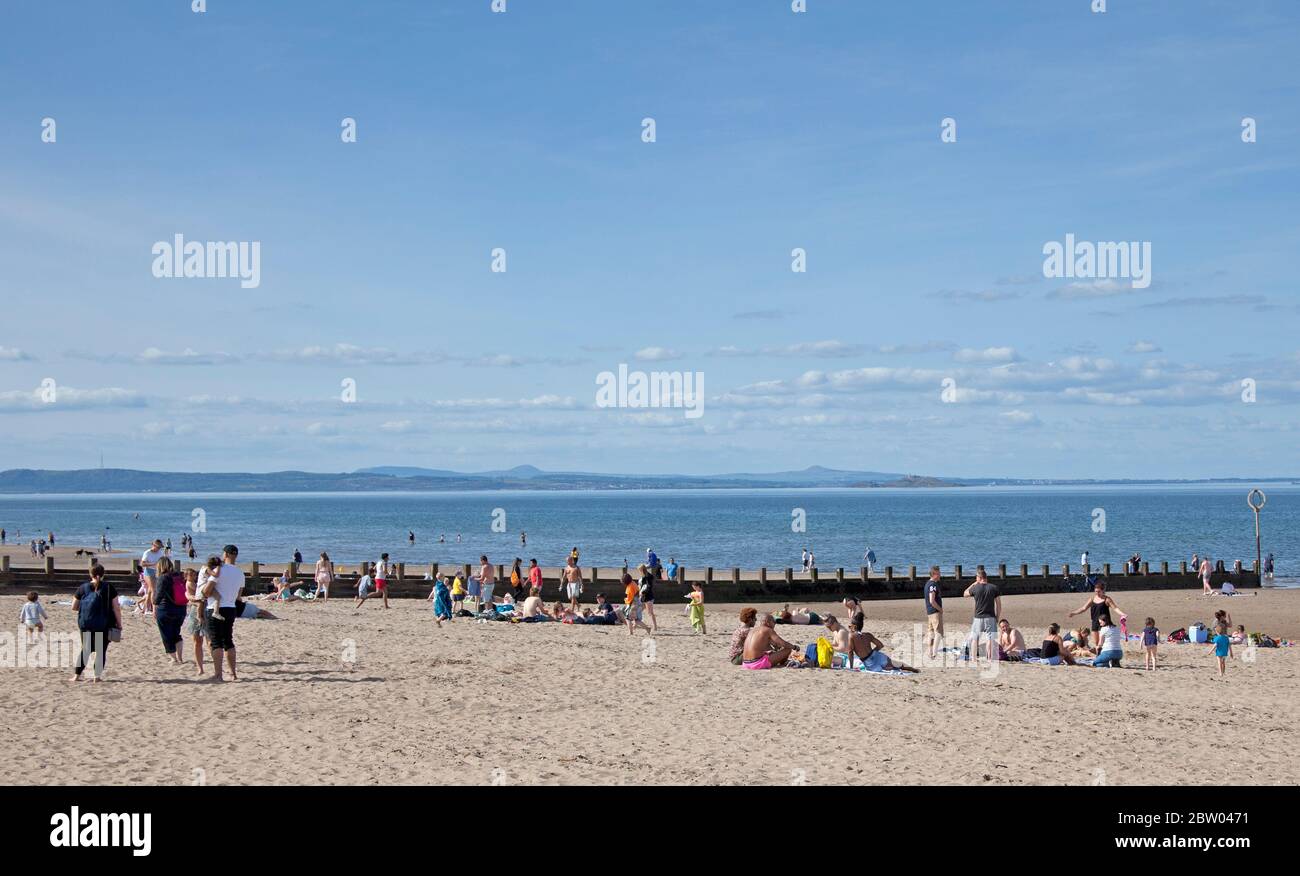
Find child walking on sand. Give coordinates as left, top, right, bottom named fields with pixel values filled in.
left=181, top=569, right=208, bottom=675
left=1213, top=623, right=1233, bottom=676
left=449, top=573, right=466, bottom=615
left=1142, top=617, right=1159, bottom=670
left=428, top=575, right=452, bottom=627
left=687, top=581, right=706, bottom=634
left=20, top=591, right=47, bottom=642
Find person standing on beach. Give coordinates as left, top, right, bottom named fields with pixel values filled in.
left=1213, top=623, right=1233, bottom=676
left=427, top=576, right=452, bottom=627
left=1080, top=550, right=1089, bottom=571
left=206, top=545, right=245, bottom=682
left=476, top=555, right=496, bottom=611
left=1199, top=556, right=1213, bottom=595
left=528, top=558, right=543, bottom=594
left=510, top=558, right=524, bottom=600
left=924, top=566, right=943, bottom=659
left=314, top=552, right=334, bottom=601
left=1067, top=581, right=1125, bottom=650
left=963, top=567, right=1001, bottom=664
left=374, top=553, right=391, bottom=609
left=801, top=548, right=809, bottom=572
left=69, top=564, right=122, bottom=683
left=687, top=581, right=706, bottom=634
left=562, top=557, right=583, bottom=612
left=151, top=556, right=187, bottom=666
left=637, top=563, right=658, bottom=633
left=622, top=572, right=650, bottom=636
left=141, top=539, right=164, bottom=614
left=863, top=547, right=876, bottom=576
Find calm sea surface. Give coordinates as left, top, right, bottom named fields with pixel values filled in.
left=0, top=485, right=1293, bottom=584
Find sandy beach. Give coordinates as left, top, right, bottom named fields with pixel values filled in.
left=3, top=586, right=1297, bottom=786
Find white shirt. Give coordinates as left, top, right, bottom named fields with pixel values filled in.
left=1099, top=625, right=1123, bottom=652
left=20, top=602, right=46, bottom=625
left=207, top=563, right=245, bottom=610
left=375, top=560, right=389, bottom=579
left=142, top=548, right=163, bottom=569
left=1080, top=553, right=1089, bottom=566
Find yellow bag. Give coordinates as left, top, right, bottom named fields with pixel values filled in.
left=815, top=636, right=834, bottom=669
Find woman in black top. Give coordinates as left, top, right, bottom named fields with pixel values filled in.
left=70, top=564, right=122, bottom=682
left=151, top=556, right=187, bottom=665
left=637, top=563, right=658, bottom=633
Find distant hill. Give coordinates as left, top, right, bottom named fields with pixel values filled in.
left=0, top=467, right=1293, bottom=495
left=851, top=475, right=962, bottom=488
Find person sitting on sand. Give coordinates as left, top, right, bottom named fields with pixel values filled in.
left=729, top=607, right=758, bottom=665
left=844, top=614, right=919, bottom=673
left=1092, top=614, right=1125, bottom=668
left=740, top=613, right=800, bottom=670
left=1230, top=624, right=1247, bottom=645
left=1062, top=627, right=1095, bottom=661
left=821, top=615, right=854, bottom=668
left=265, top=574, right=302, bottom=602
left=776, top=605, right=822, bottom=625
left=518, top=586, right=549, bottom=622
left=840, top=597, right=865, bottom=629
left=1040, top=623, right=1074, bottom=666
left=998, top=618, right=1026, bottom=659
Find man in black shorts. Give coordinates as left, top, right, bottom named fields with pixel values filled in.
left=205, top=544, right=245, bottom=682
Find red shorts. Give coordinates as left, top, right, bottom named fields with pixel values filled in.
left=375, top=578, right=387, bottom=592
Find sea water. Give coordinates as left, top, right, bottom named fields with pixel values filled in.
left=0, top=484, right=1294, bottom=584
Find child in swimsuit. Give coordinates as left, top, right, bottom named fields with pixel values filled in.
left=1142, top=617, right=1159, bottom=670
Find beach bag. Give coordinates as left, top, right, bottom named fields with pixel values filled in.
left=804, top=643, right=818, bottom=664
left=1168, top=627, right=1187, bottom=643
left=816, top=637, right=835, bottom=669
left=170, top=573, right=188, bottom=606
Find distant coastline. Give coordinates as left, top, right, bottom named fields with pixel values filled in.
left=0, top=466, right=1294, bottom=495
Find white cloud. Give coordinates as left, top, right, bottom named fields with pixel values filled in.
left=999, top=409, right=1041, bottom=425
left=954, top=347, right=1020, bottom=364
left=0, top=385, right=145, bottom=411
left=270, top=344, right=436, bottom=366
left=1127, top=341, right=1162, bottom=353
left=0, top=346, right=33, bottom=361
left=634, top=346, right=683, bottom=362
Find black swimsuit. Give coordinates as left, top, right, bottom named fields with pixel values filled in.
left=1089, top=598, right=1109, bottom=631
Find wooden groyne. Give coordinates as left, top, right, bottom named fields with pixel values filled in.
left=0, top=554, right=1262, bottom=603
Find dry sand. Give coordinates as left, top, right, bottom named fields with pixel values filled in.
left=3, top=588, right=1298, bottom=785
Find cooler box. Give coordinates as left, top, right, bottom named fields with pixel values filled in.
left=1188, top=625, right=1209, bottom=644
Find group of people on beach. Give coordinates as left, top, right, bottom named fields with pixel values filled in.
left=721, top=564, right=1250, bottom=677
left=27, top=531, right=1266, bottom=684
left=51, top=542, right=252, bottom=683
left=412, top=548, right=703, bottom=635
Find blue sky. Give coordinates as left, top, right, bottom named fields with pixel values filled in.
left=1, top=0, right=1297, bottom=478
